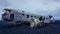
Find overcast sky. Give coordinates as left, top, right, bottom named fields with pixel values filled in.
left=0, top=0, right=60, bottom=20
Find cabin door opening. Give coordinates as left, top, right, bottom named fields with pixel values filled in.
left=10, top=14, right=14, bottom=21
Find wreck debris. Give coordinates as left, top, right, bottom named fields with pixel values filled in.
left=2, top=8, right=55, bottom=28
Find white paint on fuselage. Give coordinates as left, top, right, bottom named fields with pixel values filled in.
left=2, top=8, right=55, bottom=27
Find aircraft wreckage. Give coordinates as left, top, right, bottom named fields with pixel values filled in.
left=2, top=8, right=55, bottom=28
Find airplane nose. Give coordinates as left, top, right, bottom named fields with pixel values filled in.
left=2, top=13, right=8, bottom=20
left=2, top=14, right=5, bottom=18
left=2, top=14, right=6, bottom=20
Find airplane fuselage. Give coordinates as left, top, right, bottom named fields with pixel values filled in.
left=2, top=8, right=55, bottom=27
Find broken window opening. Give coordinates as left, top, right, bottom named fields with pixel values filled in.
left=31, top=15, right=33, bottom=17
left=27, top=15, right=29, bottom=18
left=22, top=14, right=25, bottom=16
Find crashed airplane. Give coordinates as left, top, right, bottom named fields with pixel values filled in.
left=2, top=8, right=55, bottom=28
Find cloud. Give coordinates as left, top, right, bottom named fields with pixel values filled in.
left=7, top=0, right=60, bottom=11
left=7, top=0, right=60, bottom=20
left=0, top=0, right=60, bottom=20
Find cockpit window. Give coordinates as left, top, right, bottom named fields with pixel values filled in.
left=4, top=9, right=11, bottom=12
